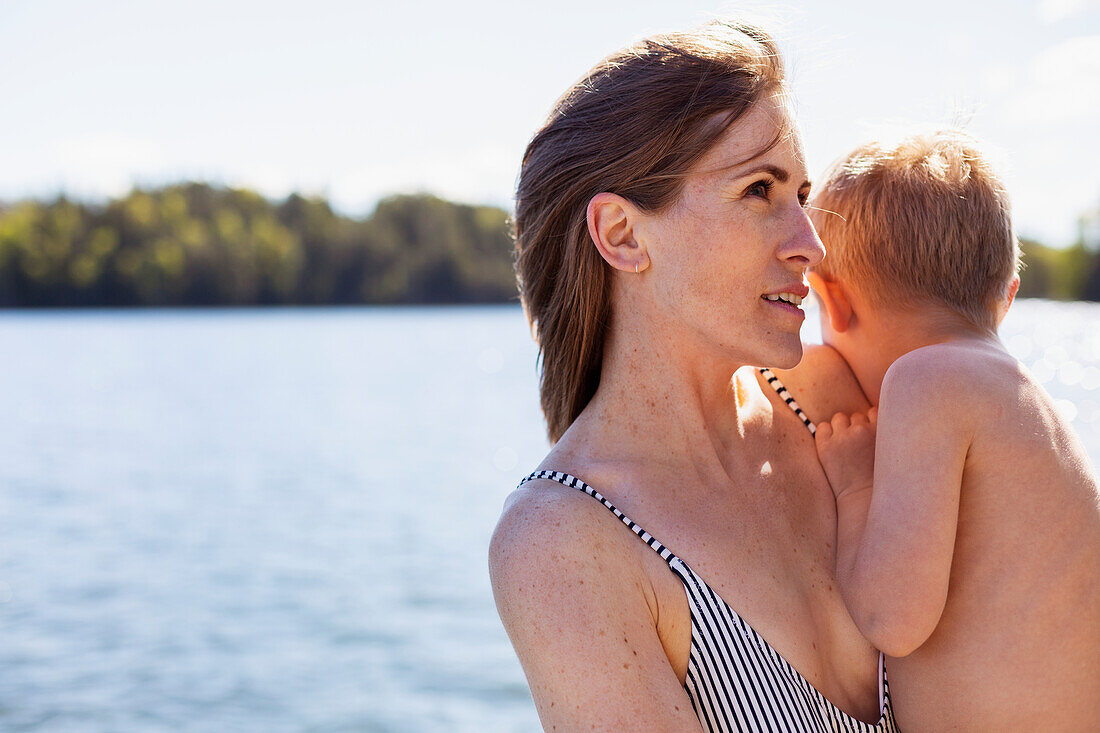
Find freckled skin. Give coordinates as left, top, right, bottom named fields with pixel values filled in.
left=490, top=98, right=887, bottom=730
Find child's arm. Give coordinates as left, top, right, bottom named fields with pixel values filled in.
left=815, top=351, right=973, bottom=657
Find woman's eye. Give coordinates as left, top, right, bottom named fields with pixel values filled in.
left=798, top=192, right=810, bottom=209
left=747, top=180, right=774, bottom=199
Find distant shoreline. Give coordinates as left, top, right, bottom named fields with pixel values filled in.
left=0, top=185, right=518, bottom=308
left=2, top=183, right=1098, bottom=307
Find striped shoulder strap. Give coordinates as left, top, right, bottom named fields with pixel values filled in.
left=758, top=367, right=816, bottom=435
left=518, top=470, right=679, bottom=566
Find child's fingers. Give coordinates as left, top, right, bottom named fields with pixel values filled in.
left=850, top=412, right=869, bottom=427
left=815, top=421, right=833, bottom=441
left=831, top=412, right=851, bottom=431
left=867, top=406, right=878, bottom=424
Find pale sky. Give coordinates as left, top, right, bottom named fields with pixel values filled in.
left=1, top=0, right=1098, bottom=246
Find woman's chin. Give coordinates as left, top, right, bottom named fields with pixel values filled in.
left=760, top=336, right=805, bottom=370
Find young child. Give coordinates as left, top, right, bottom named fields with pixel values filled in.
left=798, top=130, right=1100, bottom=730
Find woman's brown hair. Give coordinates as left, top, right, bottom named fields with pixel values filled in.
left=514, top=20, right=787, bottom=442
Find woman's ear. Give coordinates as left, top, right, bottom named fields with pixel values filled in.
left=808, top=271, right=854, bottom=333
left=587, top=193, right=649, bottom=274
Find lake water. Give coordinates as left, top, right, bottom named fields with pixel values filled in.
left=0, top=301, right=1097, bottom=732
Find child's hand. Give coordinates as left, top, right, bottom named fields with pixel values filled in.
left=814, top=407, right=878, bottom=501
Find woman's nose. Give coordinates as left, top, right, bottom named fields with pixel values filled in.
left=779, top=209, right=826, bottom=268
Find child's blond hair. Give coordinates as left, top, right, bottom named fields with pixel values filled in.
left=810, top=129, right=1020, bottom=331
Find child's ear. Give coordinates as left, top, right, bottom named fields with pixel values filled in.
left=997, top=273, right=1021, bottom=325
left=808, top=271, right=854, bottom=333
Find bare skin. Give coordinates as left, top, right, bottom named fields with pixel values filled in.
left=802, top=275, right=1100, bottom=731
left=490, top=99, right=886, bottom=731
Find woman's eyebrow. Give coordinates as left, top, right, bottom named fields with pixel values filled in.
left=710, top=159, right=810, bottom=188
left=732, top=163, right=790, bottom=183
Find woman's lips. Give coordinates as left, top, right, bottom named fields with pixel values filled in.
left=761, top=295, right=805, bottom=319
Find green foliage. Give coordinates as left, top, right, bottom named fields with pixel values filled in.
left=0, top=184, right=520, bottom=306
left=1018, top=238, right=1096, bottom=301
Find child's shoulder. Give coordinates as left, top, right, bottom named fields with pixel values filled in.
left=883, top=339, right=1024, bottom=410
left=769, top=343, right=870, bottom=423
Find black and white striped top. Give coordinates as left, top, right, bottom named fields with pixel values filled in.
left=759, top=367, right=817, bottom=435
left=517, top=373, right=898, bottom=732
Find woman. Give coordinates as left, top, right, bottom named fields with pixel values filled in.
left=489, top=20, right=899, bottom=732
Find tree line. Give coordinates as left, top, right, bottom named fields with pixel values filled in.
left=0, top=184, right=515, bottom=307
left=0, top=182, right=1097, bottom=307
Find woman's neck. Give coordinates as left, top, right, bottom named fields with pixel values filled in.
left=566, top=319, right=771, bottom=479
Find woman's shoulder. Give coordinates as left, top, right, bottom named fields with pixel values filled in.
left=491, top=471, right=620, bottom=567
left=492, top=433, right=631, bottom=555
left=489, top=467, right=652, bottom=598
left=488, top=470, right=663, bottom=649
left=766, top=344, right=870, bottom=423
left=492, top=473, right=597, bottom=545
left=488, top=469, right=701, bottom=730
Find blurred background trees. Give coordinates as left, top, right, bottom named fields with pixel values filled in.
left=0, top=183, right=1096, bottom=306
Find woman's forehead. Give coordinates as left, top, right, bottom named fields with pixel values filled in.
left=698, top=99, right=806, bottom=178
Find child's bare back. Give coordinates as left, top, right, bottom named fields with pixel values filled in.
left=817, top=337, right=1100, bottom=730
